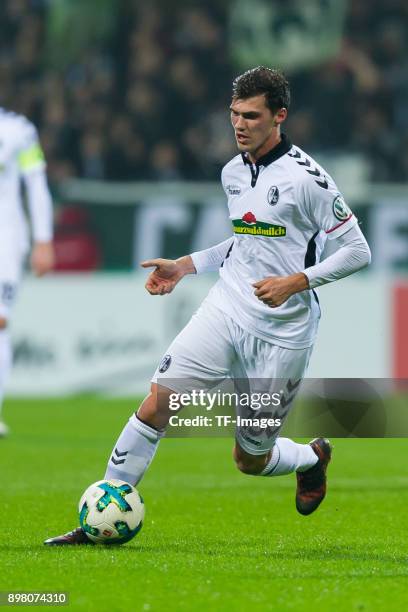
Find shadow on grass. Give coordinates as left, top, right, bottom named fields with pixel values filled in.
left=136, top=542, right=408, bottom=565
left=2, top=542, right=407, bottom=569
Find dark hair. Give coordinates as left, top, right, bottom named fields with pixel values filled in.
left=232, top=66, right=290, bottom=112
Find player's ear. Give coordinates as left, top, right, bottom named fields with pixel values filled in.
left=273, top=108, right=287, bottom=125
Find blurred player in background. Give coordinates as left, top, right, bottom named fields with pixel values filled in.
left=0, top=109, right=54, bottom=436
left=45, top=67, right=371, bottom=545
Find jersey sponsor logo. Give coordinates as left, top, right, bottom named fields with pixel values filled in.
left=158, top=354, right=172, bottom=373
left=242, top=211, right=256, bottom=224
left=233, top=213, right=286, bottom=237
left=226, top=184, right=241, bottom=196
left=267, top=185, right=279, bottom=205
left=332, top=195, right=352, bottom=221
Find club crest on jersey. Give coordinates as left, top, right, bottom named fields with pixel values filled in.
left=332, top=195, right=352, bottom=221
left=158, top=354, right=172, bottom=373
left=226, top=184, right=241, bottom=196
left=267, top=186, right=279, bottom=205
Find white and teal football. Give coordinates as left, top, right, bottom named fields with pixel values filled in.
left=78, top=479, right=144, bottom=545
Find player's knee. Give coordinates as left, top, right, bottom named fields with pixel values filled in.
left=136, top=386, right=159, bottom=421
left=136, top=383, right=174, bottom=430
left=233, top=444, right=266, bottom=475
left=0, top=317, right=8, bottom=330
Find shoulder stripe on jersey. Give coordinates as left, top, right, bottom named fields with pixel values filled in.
left=288, top=148, right=328, bottom=190
left=297, top=158, right=311, bottom=167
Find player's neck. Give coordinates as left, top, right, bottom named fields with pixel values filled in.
left=248, top=130, right=282, bottom=164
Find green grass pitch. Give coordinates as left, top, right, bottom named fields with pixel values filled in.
left=1, top=397, right=408, bottom=611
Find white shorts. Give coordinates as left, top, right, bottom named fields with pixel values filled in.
left=152, top=301, right=313, bottom=455
left=0, top=235, right=25, bottom=319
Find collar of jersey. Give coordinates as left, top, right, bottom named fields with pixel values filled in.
left=241, top=133, right=292, bottom=168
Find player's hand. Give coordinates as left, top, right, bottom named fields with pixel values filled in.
left=31, top=241, right=55, bottom=277
left=253, top=273, right=309, bottom=308
left=141, top=256, right=195, bottom=295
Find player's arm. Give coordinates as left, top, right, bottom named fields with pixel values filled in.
left=254, top=173, right=371, bottom=308
left=19, top=124, right=54, bottom=276
left=141, top=237, right=234, bottom=295
left=25, top=172, right=55, bottom=276
left=303, top=224, right=371, bottom=288
left=301, top=176, right=371, bottom=290
left=190, top=236, right=234, bottom=273
left=253, top=225, right=371, bottom=307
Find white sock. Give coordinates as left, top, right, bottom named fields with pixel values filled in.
left=0, top=329, right=12, bottom=419
left=104, top=414, right=164, bottom=486
left=261, top=437, right=318, bottom=476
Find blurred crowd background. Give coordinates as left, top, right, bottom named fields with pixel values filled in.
left=1, top=0, right=408, bottom=185
left=1, top=0, right=407, bottom=385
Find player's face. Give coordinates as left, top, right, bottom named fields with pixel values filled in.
left=230, top=95, right=286, bottom=156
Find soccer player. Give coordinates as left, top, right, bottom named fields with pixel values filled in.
left=45, top=67, right=370, bottom=545
left=0, top=109, right=54, bottom=436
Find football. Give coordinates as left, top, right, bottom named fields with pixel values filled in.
left=78, top=479, right=145, bottom=545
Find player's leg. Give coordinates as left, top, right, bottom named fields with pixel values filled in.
left=103, top=302, right=235, bottom=486
left=231, top=336, right=331, bottom=514
left=103, top=382, right=170, bottom=486
left=233, top=438, right=318, bottom=476
left=45, top=302, right=235, bottom=544
left=0, top=239, right=23, bottom=436
left=0, top=315, right=12, bottom=436
left=45, top=383, right=180, bottom=544
left=233, top=436, right=331, bottom=516
left=0, top=270, right=21, bottom=437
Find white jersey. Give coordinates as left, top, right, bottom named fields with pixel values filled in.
left=205, top=134, right=357, bottom=349
left=0, top=108, right=47, bottom=251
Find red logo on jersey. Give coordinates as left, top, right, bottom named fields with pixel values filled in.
left=242, top=212, right=257, bottom=224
